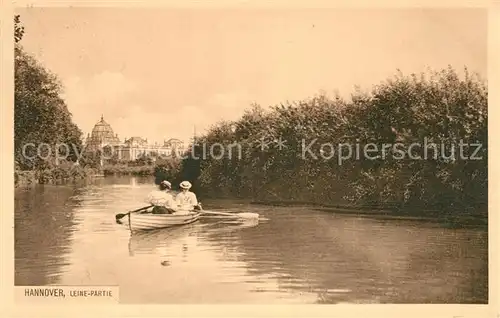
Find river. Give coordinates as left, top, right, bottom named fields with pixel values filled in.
left=14, top=176, right=488, bottom=304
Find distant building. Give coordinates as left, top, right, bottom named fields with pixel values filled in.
left=84, top=115, right=185, bottom=163
left=164, top=138, right=184, bottom=154
left=84, top=115, right=121, bottom=151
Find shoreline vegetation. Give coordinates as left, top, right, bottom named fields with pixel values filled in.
left=101, top=164, right=155, bottom=177
left=14, top=15, right=487, bottom=223
left=176, top=66, right=487, bottom=221
left=14, top=162, right=157, bottom=187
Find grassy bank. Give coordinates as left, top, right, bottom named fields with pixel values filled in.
left=14, top=166, right=100, bottom=187
left=15, top=162, right=169, bottom=187
left=15, top=163, right=159, bottom=187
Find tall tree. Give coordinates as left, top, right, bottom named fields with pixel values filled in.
left=14, top=15, right=24, bottom=43
left=14, top=15, right=83, bottom=170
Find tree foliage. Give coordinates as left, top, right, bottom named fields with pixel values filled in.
left=178, top=67, right=487, bottom=214
left=14, top=15, right=83, bottom=171
left=14, top=15, right=24, bottom=43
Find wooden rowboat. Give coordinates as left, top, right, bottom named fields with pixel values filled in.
left=127, top=210, right=201, bottom=231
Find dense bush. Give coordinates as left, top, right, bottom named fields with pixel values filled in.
left=153, top=157, right=183, bottom=187
left=177, top=67, right=487, bottom=215
left=102, top=165, right=155, bottom=176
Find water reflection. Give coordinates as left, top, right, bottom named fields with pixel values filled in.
left=128, top=224, right=199, bottom=257
left=128, top=219, right=260, bottom=264
left=14, top=185, right=83, bottom=285
left=14, top=177, right=488, bottom=304
left=226, top=208, right=488, bottom=304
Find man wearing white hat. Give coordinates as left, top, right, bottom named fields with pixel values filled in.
left=175, top=181, right=200, bottom=211
left=146, top=180, right=177, bottom=214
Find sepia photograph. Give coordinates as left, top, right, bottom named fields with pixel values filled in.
left=10, top=4, right=490, bottom=308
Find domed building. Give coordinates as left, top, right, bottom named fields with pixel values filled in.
left=85, top=115, right=121, bottom=151
left=84, top=115, right=185, bottom=164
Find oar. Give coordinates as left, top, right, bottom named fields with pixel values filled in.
left=200, top=210, right=259, bottom=219
left=115, top=205, right=153, bottom=221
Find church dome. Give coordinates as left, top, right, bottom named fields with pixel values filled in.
left=92, top=116, right=113, bottom=134
left=87, top=115, right=120, bottom=145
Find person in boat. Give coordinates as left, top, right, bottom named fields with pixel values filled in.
left=175, top=181, right=201, bottom=211
left=146, top=180, right=178, bottom=214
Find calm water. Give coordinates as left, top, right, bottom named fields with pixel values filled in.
left=14, top=176, right=488, bottom=304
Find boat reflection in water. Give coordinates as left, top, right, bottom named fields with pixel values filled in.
left=127, top=217, right=260, bottom=266
left=128, top=223, right=198, bottom=257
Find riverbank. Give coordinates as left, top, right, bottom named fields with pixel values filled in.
left=177, top=68, right=487, bottom=225
left=15, top=164, right=158, bottom=187
left=14, top=166, right=101, bottom=188
left=102, top=164, right=154, bottom=176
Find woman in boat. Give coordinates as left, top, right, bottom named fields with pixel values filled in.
left=175, top=181, right=201, bottom=211
left=146, top=180, right=178, bottom=214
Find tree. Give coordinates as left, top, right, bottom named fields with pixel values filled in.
left=14, top=15, right=83, bottom=170
left=14, top=15, right=24, bottom=43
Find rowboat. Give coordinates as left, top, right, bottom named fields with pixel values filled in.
left=127, top=210, right=201, bottom=231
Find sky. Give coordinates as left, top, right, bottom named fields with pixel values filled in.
left=16, top=7, right=487, bottom=144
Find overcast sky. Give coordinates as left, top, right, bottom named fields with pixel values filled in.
left=16, top=7, right=487, bottom=144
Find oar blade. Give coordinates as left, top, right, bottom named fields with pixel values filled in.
left=237, top=212, right=260, bottom=219
left=115, top=205, right=153, bottom=221
left=115, top=213, right=127, bottom=220
left=199, top=209, right=260, bottom=220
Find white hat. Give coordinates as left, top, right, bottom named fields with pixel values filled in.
left=161, top=180, right=172, bottom=188
left=179, top=181, right=192, bottom=189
